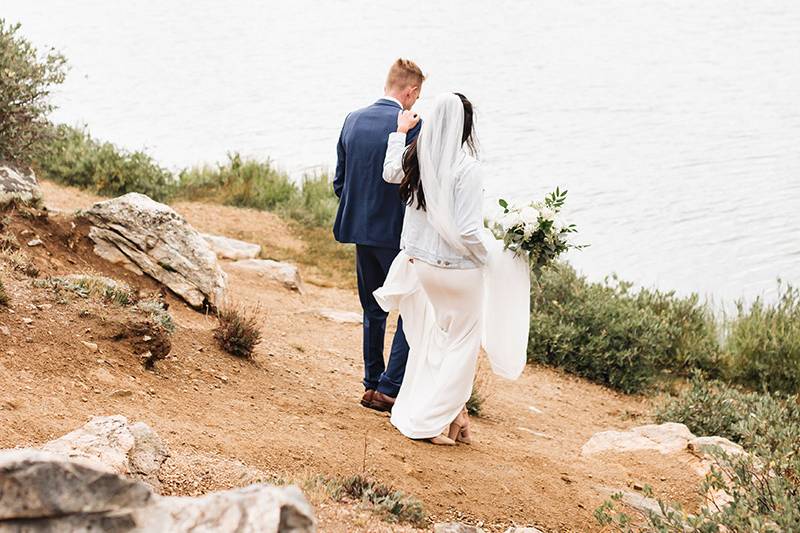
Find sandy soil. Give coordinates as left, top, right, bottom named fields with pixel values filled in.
left=0, top=181, right=707, bottom=532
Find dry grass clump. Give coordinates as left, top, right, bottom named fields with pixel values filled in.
left=35, top=274, right=134, bottom=305
left=0, top=276, right=8, bottom=307
left=0, top=234, right=38, bottom=278
left=213, top=304, right=263, bottom=359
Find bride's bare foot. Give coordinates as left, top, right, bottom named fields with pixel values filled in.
left=447, top=408, right=471, bottom=443
left=429, top=433, right=456, bottom=446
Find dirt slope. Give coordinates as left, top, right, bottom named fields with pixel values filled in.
left=0, top=181, right=705, bottom=532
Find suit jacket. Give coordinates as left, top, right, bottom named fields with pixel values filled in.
left=333, top=98, right=421, bottom=249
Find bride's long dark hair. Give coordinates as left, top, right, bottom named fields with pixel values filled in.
left=399, top=93, right=477, bottom=211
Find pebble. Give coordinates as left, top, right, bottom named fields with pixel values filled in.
left=110, top=389, right=133, bottom=398
left=26, top=239, right=43, bottom=247
left=81, top=341, right=99, bottom=352
left=0, top=326, right=9, bottom=336
left=21, top=318, right=33, bottom=325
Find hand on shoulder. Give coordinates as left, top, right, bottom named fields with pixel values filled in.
left=397, top=110, right=420, bottom=134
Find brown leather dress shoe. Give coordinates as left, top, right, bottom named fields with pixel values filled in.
left=369, top=391, right=396, bottom=412
left=360, top=389, right=375, bottom=408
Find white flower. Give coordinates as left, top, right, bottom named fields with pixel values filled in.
left=539, top=207, right=556, bottom=221
left=520, top=206, right=540, bottom=224
left=501, top=210, right=524, bottom=231
left=523, top=222, right=537, bottom=239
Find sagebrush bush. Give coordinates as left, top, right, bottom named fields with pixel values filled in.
left=0, top=19, right=66, bottom=165
left=599, top=378, right=800, bottom=531
left=654, top=373, right=798, bottom=444
left=466, top=385, right=484, bottom=417
left=214, top=304, right=263, bottom=358
left=528, top=264, right=721, bottom=393
left=724, top=282, right=800, bottom=395
left=339, top=474, right=426, bottom=526
left=34, top=125, right=176, bottom=202
left=35, top=274, right=134, bottom=306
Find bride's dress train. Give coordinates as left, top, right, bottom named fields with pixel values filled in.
left=375, top=231, right=530, bottom=440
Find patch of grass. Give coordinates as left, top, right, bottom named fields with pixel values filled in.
left=724, top=282, right=800, bottom=395
left=466, top=385, right=484, bottom=417
left=0, top=245, right=38, bottom=277
left=315, top=474, right=426, bottom=527
left=34, top=124, right=176, bottom=202
left=34, top=274, right=134, bottom=305
left=134, top=299, right=175, bottom=333
left=528, top=263, right=722, bottom=394
left=214, top=304, right=263, bottom=359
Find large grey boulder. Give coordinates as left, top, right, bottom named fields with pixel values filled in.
left=41, top=415, right=168, bottom=490
left=581, top=423, right=695, bottom=456
left=0, top=418, right=316, bottom=532
left=81, top=193, right=227, bottom=309
left=0, top=451, right=315, bottom=532
left=0, top=164, right=41, bottom=207
left=225, top=259, right=304, bottom=294
left=0, top=449, right=154, bottom=520
left=202, top=233, right=261, bottom=260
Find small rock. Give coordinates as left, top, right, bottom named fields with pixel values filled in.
left=201, top=233, right=261, bottom=260
left=632, top=482, right=644, bottom=491
left=225, top=259, right=305, bottom=294
left=504, top=528, right=545, bottom=533
left=0, top=326, right=9, bottom=336
left=27, top=238, right=43, bottom=247
left=110, top=389, right=134, bottom=398
left=81, top=341, right=99, bottom=352
left=22, top=317, right=33, bottom=325
left=435, top=523, right=486, bottom=533
left=316, top=309, right=363, bottom=324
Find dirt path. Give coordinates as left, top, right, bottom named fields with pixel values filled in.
left=0, top=181, right=705, bottom=531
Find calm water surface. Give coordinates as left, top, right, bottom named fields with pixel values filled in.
left=6, top=1, right=800, bottom=304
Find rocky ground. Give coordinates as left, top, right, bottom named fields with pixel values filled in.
left=0, top=179, right=716, bottom=532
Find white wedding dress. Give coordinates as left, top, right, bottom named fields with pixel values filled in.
left=374, top=93, right=530, bottom=440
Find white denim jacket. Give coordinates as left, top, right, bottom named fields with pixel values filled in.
left=383, top=132, right=488, bottom=269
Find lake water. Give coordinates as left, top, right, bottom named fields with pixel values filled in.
left=6, top=0, right=800, bottom=305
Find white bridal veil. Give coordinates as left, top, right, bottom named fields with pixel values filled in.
left=414, top=92, right=530, bottom=380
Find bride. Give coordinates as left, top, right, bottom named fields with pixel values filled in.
left=376, top=92, right=530, bottom=446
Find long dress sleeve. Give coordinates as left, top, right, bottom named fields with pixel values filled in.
left=454, top=163, right=489, bottom=266
left=383, top=132, right=407, bottom=184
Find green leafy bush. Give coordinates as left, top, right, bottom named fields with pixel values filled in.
left=725, top=282, right=800, bottom=394
left=178, top=154, right=338, bottom=227
left=528, top=264, right=721, bottom=393
left=178, top=153, right=295, bottom=210
left=0, top=19, right=66, bottom=165
left=35, top=125, right=176, bottom=202
left=598, top=379, right=800, bottom=531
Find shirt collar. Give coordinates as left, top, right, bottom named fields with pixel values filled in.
left=381, top=95, right=404, bottom=109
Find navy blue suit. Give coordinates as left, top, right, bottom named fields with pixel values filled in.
left=333, top=98, right=421, bottom=397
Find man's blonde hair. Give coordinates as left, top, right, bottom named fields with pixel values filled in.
left=385, top=58, right=426, bottom=90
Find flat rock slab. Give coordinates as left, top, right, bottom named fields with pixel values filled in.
left=202, top=233, right=261, bottom=261
left=581, top=422, right=695, bottom=456
left=226, top=259, right=305, bottom=294
left=82, top=193, right=227, bottom=309
left=0, top=164, right=41, bottom=207
left=316, top=309, right=362, bottom=324
left=434, top=524, right=486, bottom=533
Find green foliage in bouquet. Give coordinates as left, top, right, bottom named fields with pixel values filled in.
left=497, top=188, right=581, bottom=272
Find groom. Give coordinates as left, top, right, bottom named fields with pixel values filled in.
left=333, top=59, right=425, bottom=412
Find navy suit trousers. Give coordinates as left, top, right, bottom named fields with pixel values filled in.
left=355, top=244, right=409, bottom=397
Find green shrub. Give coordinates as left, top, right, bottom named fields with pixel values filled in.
left=178, top=153, right=295, bottom=210
left=528, top=264, right=720, bottom=393
left=0, top=19, right=66, bottom=165
left=338, top=474, right=426, bottom=526
left=35, top=274, right=134, bottom=306
left=279, top=172, right=339, bottom=227
left=725, top=282, right=800, bottom=395
left=35, top=125, right=176, bottom=202
left=654, top=373, right=798, bottom=444
left=214, top=304, right=263, bottom=359
left=598, top=380, right=800, bottom=531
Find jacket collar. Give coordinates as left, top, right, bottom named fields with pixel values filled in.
left=376, top=97, right=403, bottom=109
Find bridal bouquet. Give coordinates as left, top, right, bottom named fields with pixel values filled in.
left=495, top=188, right=581, bottom=271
